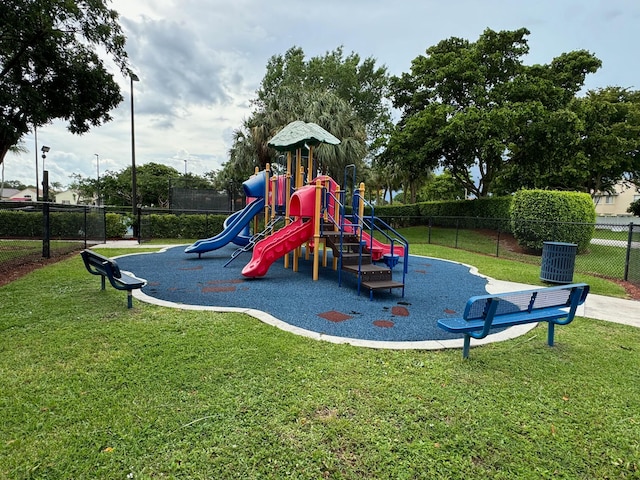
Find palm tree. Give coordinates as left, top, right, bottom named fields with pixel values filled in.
left=226, top=87, right=368, bottom=184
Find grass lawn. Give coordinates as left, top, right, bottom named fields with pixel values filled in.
left=0, top=248, right=638, bottom=479
left=0, top=239, right=83, bottom=262
left=395, top=226, right=630, bottom=298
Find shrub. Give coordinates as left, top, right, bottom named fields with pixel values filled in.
left=145, top=213, right=226, bottom=239
left=417, top=196, right=513, bottom=231
left=364, top=203, right=421, bottom=228
left=0, top=209, right=41, bottom=237
left=106, top=213, right=128, bottom=238
left=628, top=198, right=640, bottom=217
left=510, top=190, right=596, bottom=252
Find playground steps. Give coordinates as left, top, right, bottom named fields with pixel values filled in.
left=341, top=264, right=405, bottom=292
left=322, top=230, right=404, bottom=297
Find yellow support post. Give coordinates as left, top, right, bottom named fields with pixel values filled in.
left=313, top=179, right=322, bottom=281
left=284, top=152, right=292, bottom=269
left=298, top=165, right=305, bottom=191
left=295, top=149, right=302, bottom=188
left=307, top=146, right=314, bottom=183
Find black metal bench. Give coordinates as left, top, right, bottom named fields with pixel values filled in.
left=80, top=249, right=146, bottom=308
left=437, top=283, right=590, bottom=359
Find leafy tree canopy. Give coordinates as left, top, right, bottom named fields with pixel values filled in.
left=389, top=27, right=602, bottom=197
left=418, top=171, right=466, bottom=202
left=573, top=87, right=640, bottom=193
left=223, top=46, right=390, bottom=185
left=0, top=0, right=129, bottom=165
left=256, top=46, right=392, bottom=150
left=71, top=163, right=213, bottom=208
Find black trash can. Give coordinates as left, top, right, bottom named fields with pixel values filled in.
left=540, top=241, right=577, bottom=284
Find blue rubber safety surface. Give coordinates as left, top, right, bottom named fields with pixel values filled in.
left=115, top=245, right=490, bottom=342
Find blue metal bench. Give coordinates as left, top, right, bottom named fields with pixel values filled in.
left=437, top=283, right=590, bottom=359
left=80, top=249, right=146, bottom=308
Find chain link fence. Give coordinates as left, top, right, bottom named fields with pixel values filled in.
left=374, top=215, right=640, bottom=286
left=625, top=223, right=640, bottom=285
left=1, top=203, right=639, bottom=287
left=0, top=201, right=105, bottom=274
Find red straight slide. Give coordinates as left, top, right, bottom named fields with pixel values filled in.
left=241, top=218, right=314, bottom=277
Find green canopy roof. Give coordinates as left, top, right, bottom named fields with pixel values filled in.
left=267, top=121, right=340, bottom=152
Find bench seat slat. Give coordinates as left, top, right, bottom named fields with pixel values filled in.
left=108, top=271, right=145, bottom=290
left=438, top=307, right=573, bottom=334
left=436, top=283, right=589, bottom=359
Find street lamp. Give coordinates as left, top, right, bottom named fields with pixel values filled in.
left=95, top=153, right=100, bottom=206
left=34, top=127, right=39, bottom=201
left=41, top=145, right=50, bottom=200
left=184, top=158, right=187, bottom=175
left=130, top=72, right=139, bottom=236
left=41, top=145, right=50, bottom=166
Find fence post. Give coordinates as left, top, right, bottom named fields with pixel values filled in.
left=455, top=218, right=459, bottom=248
left=135, top=206, right=141, bottom=244
left=42, top=171, right=50, bottom=258
left=102, top=207, right=107, bottom=243
left=496, top=226, right=501, bottom=257
left=624, top=222, right=633, bottom=281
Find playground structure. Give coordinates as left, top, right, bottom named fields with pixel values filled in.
left=185, top=121, right=409, bottom=298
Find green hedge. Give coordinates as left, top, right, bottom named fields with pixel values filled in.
left=417, top=196, right=512, bottom=219
left=0, top=209, right=106, bottom=240
left=510, top=190, right=596, bottom=252
left=106, top=213, right=129, bottom=238
left=145, top=213, right=227, bottom=239
left=362, top=204, right=422, bottom=228
left=354, top=197, right=513, bottom=230
left=0, top=210, right=41, bottom=237
left=50, top=211, right=104, bottom=239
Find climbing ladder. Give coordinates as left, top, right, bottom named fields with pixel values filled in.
left=224, top=215, right=285, bottom=267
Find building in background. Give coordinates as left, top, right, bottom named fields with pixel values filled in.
left=594, top=183, right=640, bottom=217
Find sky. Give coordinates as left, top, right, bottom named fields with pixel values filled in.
left=3, top=0, right=640, bottom=190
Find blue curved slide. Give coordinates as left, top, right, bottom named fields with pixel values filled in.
left=184, top=198, right=265, bottom=254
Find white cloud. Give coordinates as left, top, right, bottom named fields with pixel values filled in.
left=5, top=0, right=640, bottom=189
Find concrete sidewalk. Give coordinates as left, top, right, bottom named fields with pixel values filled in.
left=487, top=279, right=639, bottom=328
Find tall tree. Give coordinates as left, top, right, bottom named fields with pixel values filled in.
left=72, top=163, right=186, bottom=208
left=573, top=87, right=640, bottom=194
left=224, top=46, right=390, bottom=185
left=226, top=86, right=367, bottom=183
left=389, top=28, right=601, bottom=197
left=0, top=0, right=129, bottom=166
left=418, top=171, right=466, bottom=202
left=256, top=46, right=392, bottom=152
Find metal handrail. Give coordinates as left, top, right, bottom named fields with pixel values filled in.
left=354, top=192, right=410, bottom=280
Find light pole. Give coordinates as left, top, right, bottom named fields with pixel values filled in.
left=34, top=127, right=39, bottom=201
left=184, top=158, right=187, bottom=175
left=95, top=153, right=100, bottom=206
left=130, top=72, right=139, bottom=237
left=40, top=145, right=50, bottom=201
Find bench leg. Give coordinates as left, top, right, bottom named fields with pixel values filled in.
left=463, top=335, right=471, bottom=359
left=127, top=291, right=133, bottom=309
left=101, top=276, right=106, bottom=290
left=547, top=322, right=555, bottom=346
